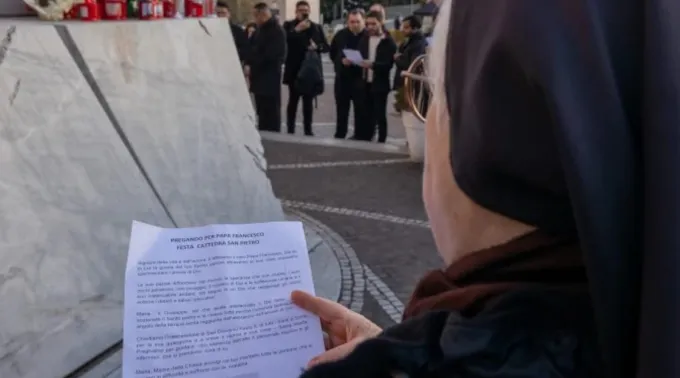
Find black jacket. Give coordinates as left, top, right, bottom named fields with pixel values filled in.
left=329, top=28, right=366, bottom=80
left=358, top=33, right=397, bottom=93
left=282, top=19, right=328, bottom=85
left=301, top=288, right=599, bottom=378
left=440, top=1, right=680, bottom=377
left=230, top=22, right=249, bottom=64
left=295, top=51, right=324, bottom=97
left=247, top=18, right=286, bottom=96
left=393, top=31, right=427, bottom=89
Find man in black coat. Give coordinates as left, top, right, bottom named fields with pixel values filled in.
left=393, top=15, right=427, bottom=90
left=282, top=0, right=329, bottom=136
left=216, top=1, right=249, bottom=65
left=246, top=2, right=287, bottom=132
left=357, top=10, right=397, bottom=143
left=329, top=9, right=367, bottom=139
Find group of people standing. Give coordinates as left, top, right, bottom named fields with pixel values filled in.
left=331, top=5, right=427, bottom=142
left=218, top=1, right=428, bottom=143
left=219, top=1, right=326, bottom=134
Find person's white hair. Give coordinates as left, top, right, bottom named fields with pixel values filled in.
left=428, top=0, right=453, bottom=131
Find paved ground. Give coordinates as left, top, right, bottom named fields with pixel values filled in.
left=263, top=137, right=442, bottom=330
left=263, top=56, right=442, bottom=329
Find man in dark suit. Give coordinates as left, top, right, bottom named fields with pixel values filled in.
left=357, top=10, right=397, bottom=143
left=216, top=1, right=249, bottom=65
left=282, top=0, right=329, bottom=136
left=329, top=9, right=366, bottom=139
left=245, top=3, right=287, bottom=132
left=393, top=15, right=427, bottom=90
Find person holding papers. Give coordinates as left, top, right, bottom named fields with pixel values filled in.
left=341, top=49, right=363, bottom=65
left=355, top=10, right=397, bottom=143
left=290, top=0, right=680, bottom=377
left=329, top=9, right=367, bottom=139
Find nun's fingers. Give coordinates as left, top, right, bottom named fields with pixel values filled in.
left=291, top=290, right=349, bottom=322
left=321, top=331, right=345, bottom=351
left=306, top=338, right=364, bottom=368
left=322, top=332, right=332, bottom=350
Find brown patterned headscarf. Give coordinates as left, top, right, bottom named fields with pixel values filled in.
left=403, top=231, right=587, bottom=320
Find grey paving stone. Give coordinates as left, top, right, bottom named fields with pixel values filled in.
left=269, top=163, right=427, bottom=221
left=360, top=289, right=399, bottom=330
left=297, top=211, right=442, bottom=304
left=286, top=211, right=343, bottom=303
left=263, top=139, right=409, bottom=165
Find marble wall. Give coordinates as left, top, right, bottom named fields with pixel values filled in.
left=0, top=19, right=282, bottom=378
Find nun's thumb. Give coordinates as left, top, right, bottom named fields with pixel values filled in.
left=306, top=338, right=364, bottom=368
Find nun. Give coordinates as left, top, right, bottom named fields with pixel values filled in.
left=291, top=0, right=680, bottom=377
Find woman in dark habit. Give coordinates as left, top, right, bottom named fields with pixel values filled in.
left=292, top=0, right=680, bottom=377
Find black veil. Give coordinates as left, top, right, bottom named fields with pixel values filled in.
left=638, top=1, right=680, bottom=376
left=443, top=1, right=679, bottom=377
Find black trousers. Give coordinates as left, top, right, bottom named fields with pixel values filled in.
left=286, top=84, right=314, bottom=135
left=254, top=94, right=281, bottom=132
left=334, top=78, right=365, bottom=139
left=361, top=83, right=389, bottom=142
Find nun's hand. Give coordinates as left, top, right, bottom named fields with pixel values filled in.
left=291, top=290, right=382, bottom=368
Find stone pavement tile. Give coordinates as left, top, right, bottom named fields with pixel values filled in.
left=361, top=289, right=399, bottom=329
left=300, top=211, right=442, bottom=303
left=286, top=211, right=342, bottom=302
left=269, top=163, right=427, bottom=221
left=263, top=139, right=409, bottom=165
left=281, top=125, right=407, bottom=150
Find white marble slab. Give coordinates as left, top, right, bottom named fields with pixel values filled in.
left=0, top=19, right=281, bottom=378
left=67, top=19, right=282, bottom=227
left=0, top=23, right=173, bottom=378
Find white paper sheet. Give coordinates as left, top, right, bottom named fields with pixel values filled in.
left=123, top=221, right=325, bottom=378
left=342, top=48, right=364, bottom=65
